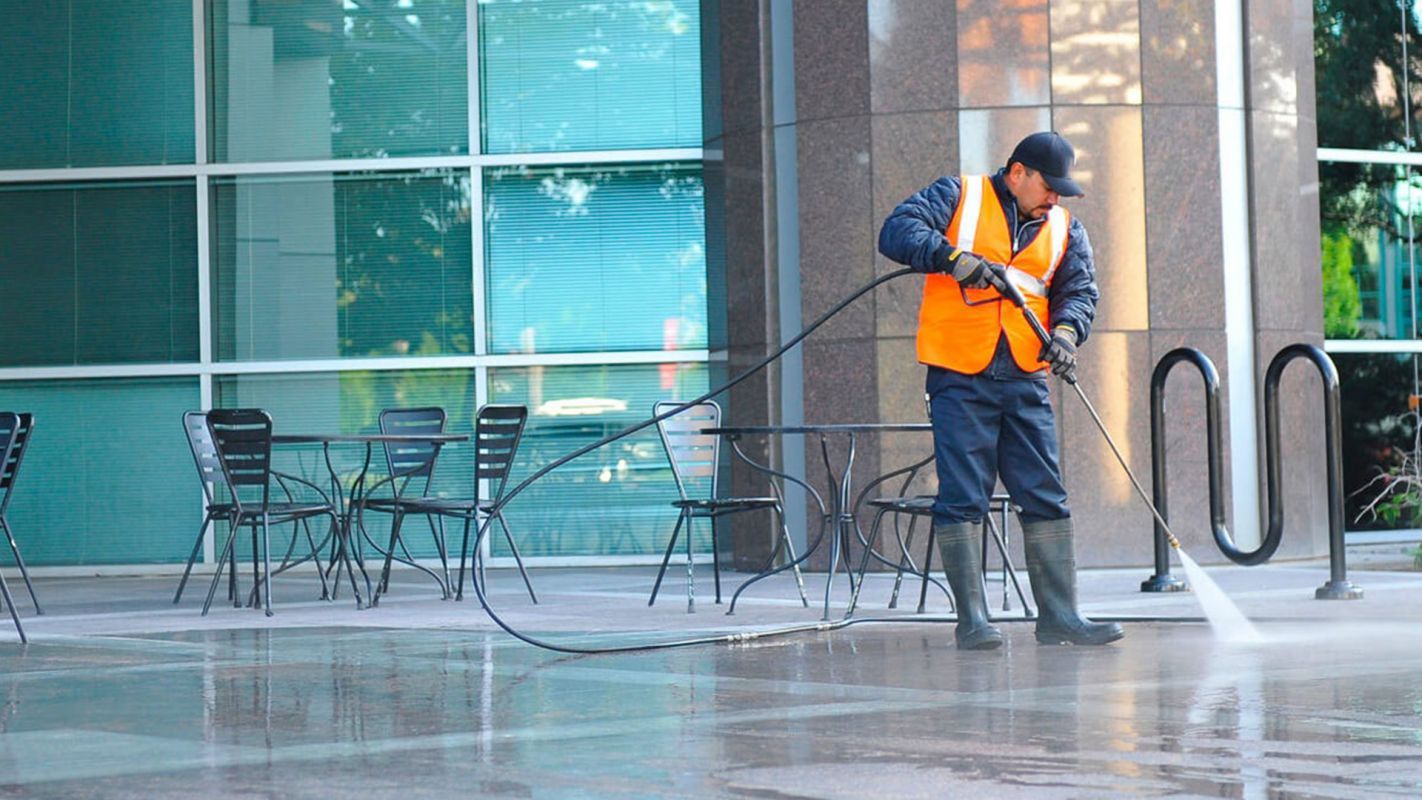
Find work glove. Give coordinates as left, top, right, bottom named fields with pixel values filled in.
left=943, top=248, right=1010, bottom=294
left=1038, top=325, right=1078, bottom=383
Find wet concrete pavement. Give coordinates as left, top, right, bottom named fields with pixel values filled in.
left=1, top=560, right=1421, bottom=798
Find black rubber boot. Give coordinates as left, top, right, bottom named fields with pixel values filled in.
left=935, top=522, right=1003, bottom=650
left=1022, top=518, right=1124, bottom=646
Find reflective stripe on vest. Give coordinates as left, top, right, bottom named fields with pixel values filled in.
left=916, top=175, right=1071, bottom=374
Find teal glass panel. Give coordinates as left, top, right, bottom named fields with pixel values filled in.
left=0, top=180, right=198, bottom=366
left=213, top=370, right=477, bottom=562
left=211, top=170, right=473, bottom=362
left=209, top=0, right=469, bottom=162
left=0, top=378, right=200, bottom=566
left=484, top=163, right=706, bottom=354
left=0, top=1, right=194, bottom=169
left=480, top=0, right=702, bottom=153
left=1319, top=162, right=1420, bottom=341
left=488, top=362, right=709, bottom=557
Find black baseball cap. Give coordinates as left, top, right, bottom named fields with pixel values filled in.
left=1008, top=131, right=1084, bottom=198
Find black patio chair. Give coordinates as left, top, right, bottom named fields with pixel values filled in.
left=354, top=406, right=457, bottom=603
left=648, top=400, right=807, bottom=613
left=846, top=455, right=1032, bottom=619
left=395, top=404, right=536, bottom=605
left=174, top=411, right=331, bottom=607
left=0, top=413, right=32, bottom=643
left=201, top=409, right=342, bottom=616
left=0, top=413, right=40, bottom=621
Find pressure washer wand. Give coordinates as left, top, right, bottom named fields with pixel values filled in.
left=998, top=276, right=1183, bottom=551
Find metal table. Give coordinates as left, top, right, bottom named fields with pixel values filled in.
left=273, top=432, right=469, bottom=608
left=705, top=423, right=932, bottom=619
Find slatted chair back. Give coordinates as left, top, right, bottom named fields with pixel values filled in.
left=653, top=401, right=722, bottom=503
left=183, top=410, right=228, bottom=506
left=205, top=409, right=275, bottom=513
left=474, top=405, right=528, bottom=504
left=0, top=413, right=24, bottom=515
left=379, top=407, right=447, bottom=495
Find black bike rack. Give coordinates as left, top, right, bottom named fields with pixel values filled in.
left=1141, top=348, right=1221, bottom=592
left=1143, top=343, right=1362, bottom=599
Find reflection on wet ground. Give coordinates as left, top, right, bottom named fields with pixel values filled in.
left=1, top=619, right=1420, bottom=798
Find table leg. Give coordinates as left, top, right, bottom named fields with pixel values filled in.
left=819, top=432, right=859, bottom=621
left=321, top=441, right=368, bottom=609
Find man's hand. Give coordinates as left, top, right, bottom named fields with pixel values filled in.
left=945, top=249, right=1010, bottom=293
left=1038, top=326, right=1078, bottom=383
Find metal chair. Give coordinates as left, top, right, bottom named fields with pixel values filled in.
left=0, top=413, right=33, bottom=643
left=355, top=407, right=457, bottom=603
left=848, top=456, right=1032, bottom=618
left=0, top=413, right=39, bottom=617
left=201, top=409, right=342, bottom=616
left=174, top=411, right=332, bottom=607
left=648, top=401, right=807, bottom=613
left=395, top=404, right=537, bottom=605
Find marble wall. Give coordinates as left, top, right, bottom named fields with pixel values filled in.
left=702, top=0, right=1327, bottom=569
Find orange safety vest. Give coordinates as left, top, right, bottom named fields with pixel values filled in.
left=917, top=175, right=1071, bottom=374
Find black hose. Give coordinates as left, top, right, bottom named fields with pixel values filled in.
left=467, top=267, right=919, bottom=654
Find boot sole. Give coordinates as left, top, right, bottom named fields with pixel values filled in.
left=1035, top=627, right=1124, bottom=646
left=956, top=630, right=1005, bottom=650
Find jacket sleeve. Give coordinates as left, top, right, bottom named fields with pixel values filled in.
left=877, top=176, right=961, bottom=273
left=1048, top=218, right=1100, bottom=344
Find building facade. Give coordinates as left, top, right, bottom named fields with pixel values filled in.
left=0, top=0, right=1412, bottom=574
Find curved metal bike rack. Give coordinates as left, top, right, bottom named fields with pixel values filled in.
left=1143, top=343, right=1362, bottom=599
left=1265, top=344, right=1362, bottom=599
left=1141, top=347, right=1222, bottom=592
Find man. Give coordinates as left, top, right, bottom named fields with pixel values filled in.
left=878, top=131, right=1124, bottom=650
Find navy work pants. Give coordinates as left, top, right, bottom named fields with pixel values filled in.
left=926, top=366, right=1070, bottom=526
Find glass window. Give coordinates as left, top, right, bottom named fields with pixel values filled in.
left=214, top=369, right=477, bottom=561
left=1314, top=2, right=1418, bottom=151
left=1336, top=353, right=1422, bottom=531
left=0, top=378, right=201, bottom=566
left=0, top=180, right=198, bottom=367
left=0, top=1, right=195, bottom=169
left=1319, top=162, right=1420, bottom=341
left=488, top=363, right=710, bottom=557
left=484, top=163, right=706, bottom=354
left=211, top=170, right=473, bottom=362
left=479, top=0, right=702, bottom=153
left=209, top=0, right=468, bottom=163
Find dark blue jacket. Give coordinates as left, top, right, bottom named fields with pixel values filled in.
left=878, top=169, right=1100, bottom=359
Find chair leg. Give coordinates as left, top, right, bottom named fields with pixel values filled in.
left=228, top=519, right=240, bottom=607
left=455, top=515, right=474, bottom=602
left=378, top=509, right=405, bottom=599
left=920, top=523, right=955, bottom=615
left=427, top=514, right=451, bottom=599
left=777, top=507, right=809, bottom=607
left=685, top=512, right=696, bottom=614
left=0, top=565, right=25, bottom=644
left=494, top=513, right=537, bottom=604
left=984, top=513, right=1034, bottom=617
left=648, top=510, right=685, bottom=607
left=248, top=525, right=260, bottom=609
left=203, top=524, right=240, bottom=616
left=173, top=512, right=215, bottom=604
left=889, top=515, right=915, bottom=609
left=847, top=508, right=890, bottom=616
left=708, top=515, right=722, bottom=605
left=260, top=514, right=274, bottom=617
left=0, top=517, right=40, bottom=615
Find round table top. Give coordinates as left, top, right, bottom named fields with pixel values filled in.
left=272, top=432, right=470, bottom=444
left=704, top=423, right=931, bottom=435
